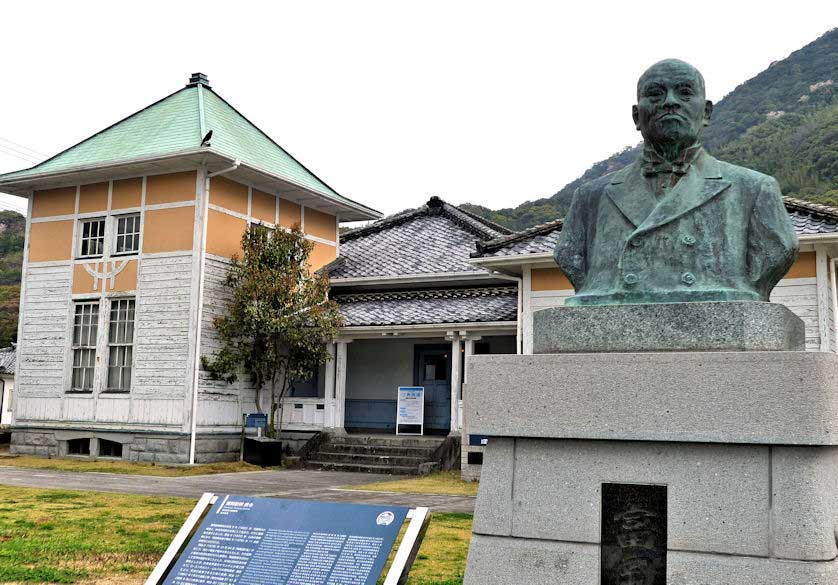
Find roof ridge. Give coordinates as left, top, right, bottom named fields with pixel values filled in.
left=333, top=285, right=517, bottom=303
left=783, top=196, right=838, bottom=221
left=0, top=85, right=196, bottom=181
left=447, top=204, right=514, bottom=235
left=474, top=217, right=564, bottom=256
left=441, top=203, right=511, bottom=239
left=341, top=197, right=511, bottom=243
left=340, top=205, right=425, bottom=242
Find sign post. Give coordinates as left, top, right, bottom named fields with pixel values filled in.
left=396, top=386, right=424, bottom=436
left=146, top=494, right=429, bottom=585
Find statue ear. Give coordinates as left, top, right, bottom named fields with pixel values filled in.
left=632, top=105, right=640, bottom=130
left=703, top=100, right=713, bottom=126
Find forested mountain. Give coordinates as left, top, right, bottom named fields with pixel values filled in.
left=0, top=210, right=24, bottom=347
left=463, top=28, right=838, bottom=230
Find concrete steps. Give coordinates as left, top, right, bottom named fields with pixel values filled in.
left=304, top=434, right=447, bottom=475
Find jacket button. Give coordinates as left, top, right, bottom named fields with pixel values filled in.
left=630, top=239, right=642, bottom=247
left=681, top=272, right=696, bottom=285
left=624, top=273, right=639, bottom=285
left=682, top=234, right=696, bottom=246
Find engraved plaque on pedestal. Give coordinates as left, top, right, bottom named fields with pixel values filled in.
left=601, top=483, right=667, bottom=585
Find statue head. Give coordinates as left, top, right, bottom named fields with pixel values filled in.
left=632, top=59, right=713, bottom=158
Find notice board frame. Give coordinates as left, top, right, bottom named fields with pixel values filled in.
left=145, top=493, right=430, bottom=585
left=396, top=385, right=425, bottom=436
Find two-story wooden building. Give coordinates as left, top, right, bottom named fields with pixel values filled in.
left=0, top=73, right=380, bottom=463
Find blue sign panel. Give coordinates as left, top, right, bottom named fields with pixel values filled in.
left=245, top=414, right=268, bottom=428
left=468, top=434, right=489, bottom=446
left=163, top=496, right=409, bottom=585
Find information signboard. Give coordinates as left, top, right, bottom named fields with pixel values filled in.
left=245, top=414, right=268, bottom=428
left=396, top=386, right=424, bottom=436
left=152, top=496, right=417, bottom=585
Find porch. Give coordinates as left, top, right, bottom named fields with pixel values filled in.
left=280, top=328, right=516, bottom=435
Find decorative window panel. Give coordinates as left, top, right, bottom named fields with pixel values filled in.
left=107, top=298, right=135, bottom=391
left=71, top=301, right=99, bottom=391
left=114, top=214, right=140, bottom=255
left=79, top=218, right=105, bottom=257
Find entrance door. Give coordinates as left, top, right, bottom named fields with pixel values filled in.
left=414, top=345, right=451, bottom=433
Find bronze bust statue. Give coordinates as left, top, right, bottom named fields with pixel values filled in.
left=554, top=59, right=799, bottom=306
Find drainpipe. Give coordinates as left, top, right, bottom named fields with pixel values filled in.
left=188, top=159, right=240, bottom=465
left=489, top=270, right=523, bottom=354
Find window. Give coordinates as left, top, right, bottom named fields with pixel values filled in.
left=114, top=214, right=140, bottom=255
left=98, top=439, right=123, bottom=458
left=72, top=302, right=99, bottom=391
left=107, top=298, right=135, bottom=391
left=67, top=438, right=91, bottom=456
left=249, top=222, right=274, bottom=238
left=79, top=218, right=105, bottom=257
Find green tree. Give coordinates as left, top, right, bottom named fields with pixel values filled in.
left=202, top=226, right=343, bottom=438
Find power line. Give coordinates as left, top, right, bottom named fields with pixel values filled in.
left=0, top=136, right=47, bottom=158
left=0, top=144, right=40, bottom=164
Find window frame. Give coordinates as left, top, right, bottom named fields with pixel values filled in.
left=77, top=217, right=107, bottom=259
left=105, top=297, right=136, bottom=393
left=70, top=300, right=100, bottom=393
left=112, top=213, right=141, bottom=257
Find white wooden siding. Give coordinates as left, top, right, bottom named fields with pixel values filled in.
left=132, top=254, right=193, bottom=398
left=197, top=257, right=258, bottom=427
left=16, top=397, right=61, bottom=420
left=131, top=398, right=184, bottom=425
left=17, top=264, right=72, bottom=395
left=770, top=277, right=821, bottom=351
left=96, top=397, right=131, bottom=422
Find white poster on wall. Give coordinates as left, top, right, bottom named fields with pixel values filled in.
left=396, top=386, right=424, bottom=436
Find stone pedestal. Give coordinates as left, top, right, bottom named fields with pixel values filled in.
left=463, top=304, right=838, bottom=584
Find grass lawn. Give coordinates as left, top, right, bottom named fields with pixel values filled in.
left=345, top=471, right=480, bottom=497
left=0, top=485, right=472, bottom=584
left=0, top=453, right=269, bottom=477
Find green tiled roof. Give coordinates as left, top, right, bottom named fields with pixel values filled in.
left=0, top=78, right=361, bottom=210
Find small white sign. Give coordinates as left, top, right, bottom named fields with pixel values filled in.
left=396, top=386, right=424, bottom=436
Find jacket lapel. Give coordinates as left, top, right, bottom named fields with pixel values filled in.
left=635, top=152, right=731, bottom=234
left=605, top=161, right=657, bottom=228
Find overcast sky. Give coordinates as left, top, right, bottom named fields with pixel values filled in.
left=0, top=1, right=834, bottom=218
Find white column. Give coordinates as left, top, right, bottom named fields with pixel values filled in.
left=449, top=334, right=462, bottom=434
left=522, top=265, right=533, bottom=355
left=334, top=340, right=350, bottom=432
left=463, top=338, right=474, bottom=384
left=323, top=343, right=336, bottom=428
left=815, top=245, right=831, bottom=352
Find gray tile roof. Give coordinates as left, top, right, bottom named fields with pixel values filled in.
left=0, top=345, right=15, bottom=375
left=329, top=197, right=512, bottom=279
left=473, top=218, right=563, bottom=258
left=335, top=286, right=518, bottom=327
left=474, top=198, right=838, bottom=258
left=784, top=197, right=838, bottom=235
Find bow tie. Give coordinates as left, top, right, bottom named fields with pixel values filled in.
left=642, top=160, right=690, bottom=177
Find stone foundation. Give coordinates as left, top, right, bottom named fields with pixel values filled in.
left=10, top=428, right=245, bottom=463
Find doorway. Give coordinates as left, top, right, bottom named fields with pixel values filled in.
left=414, top=345, right=451, bottom=433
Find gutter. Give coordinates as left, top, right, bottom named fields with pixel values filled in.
left=0, top=148, right=381, bottom=221
left=188, top=160, right=240, bottom=465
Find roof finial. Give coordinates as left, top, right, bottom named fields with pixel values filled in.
left=427, top=195, right=445, bottom=215
left=187, top=73, right=210, bottom=88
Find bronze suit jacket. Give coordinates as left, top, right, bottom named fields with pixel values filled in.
left=554, top=149, right=799, bottom=305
